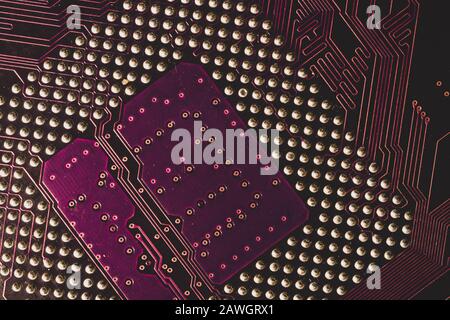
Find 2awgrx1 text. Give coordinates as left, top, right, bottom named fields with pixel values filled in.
left=175, top=304, right=274, bottom=318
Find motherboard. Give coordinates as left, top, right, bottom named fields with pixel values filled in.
left=0, top=0, right=448, bottom=301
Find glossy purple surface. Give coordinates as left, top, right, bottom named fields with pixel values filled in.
left=119, top=63, right=309, bottom=283
left=43, top=139, right=174, bottom=300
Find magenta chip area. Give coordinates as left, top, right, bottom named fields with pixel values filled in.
left=119, top=63, right=309, bottom=284
left=43, top=139, right=173, bottom=300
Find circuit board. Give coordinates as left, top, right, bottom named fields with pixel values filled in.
left=0, top=0, right=448, bottom=300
